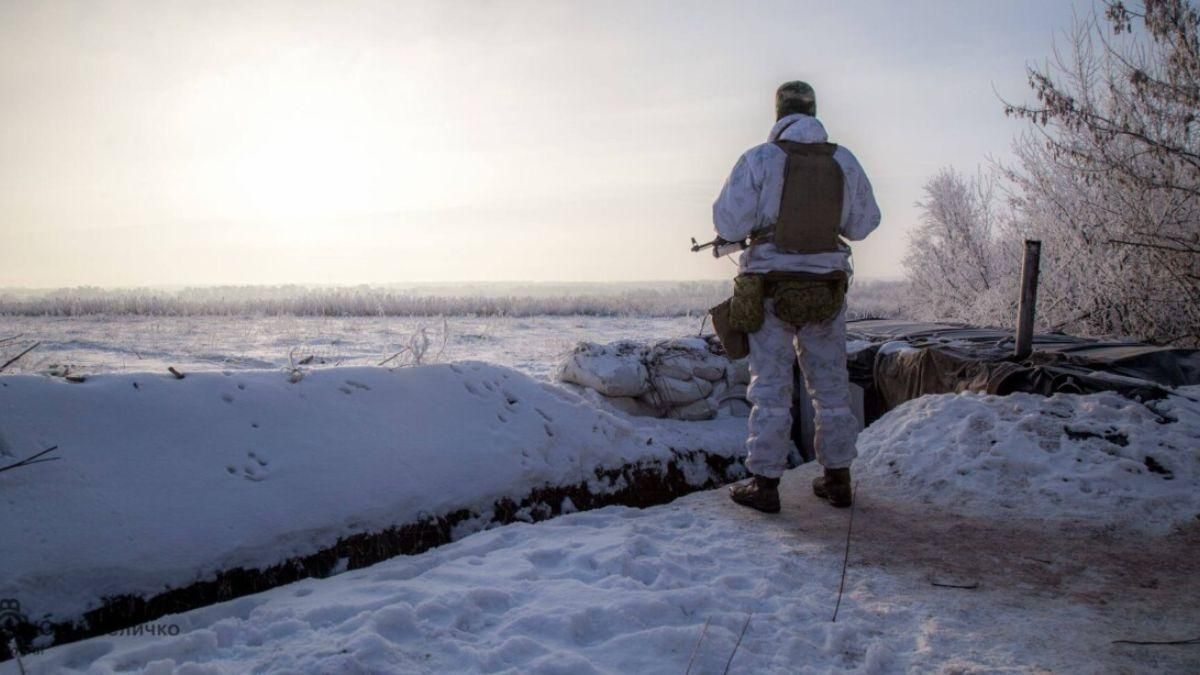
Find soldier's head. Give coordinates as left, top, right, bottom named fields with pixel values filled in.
left=776, top=81, right=816, bottom=120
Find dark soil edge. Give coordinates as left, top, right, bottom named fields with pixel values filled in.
left=0, top=446, right=744, bottom=661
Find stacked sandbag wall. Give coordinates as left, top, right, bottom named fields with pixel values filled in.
left=558, top=336, right=751, bottom=420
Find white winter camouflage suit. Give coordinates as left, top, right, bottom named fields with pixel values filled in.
left=713, top=113, right=881, bottom=477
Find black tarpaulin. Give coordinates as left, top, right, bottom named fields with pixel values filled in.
left=843, top=320, right=1200, bottom=424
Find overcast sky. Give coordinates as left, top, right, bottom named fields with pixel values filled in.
left=0, top=0, right=1094, bottom=287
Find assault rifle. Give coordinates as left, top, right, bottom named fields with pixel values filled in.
left=690, top=236, right=750, bottom=258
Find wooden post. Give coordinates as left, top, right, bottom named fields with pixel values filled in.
left=1014, top=240, right=1042, bottom=360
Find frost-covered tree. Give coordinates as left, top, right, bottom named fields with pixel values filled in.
left=906, top=1, right=1200, bottom=344
left=1002, top=0, right=1200, bottom=345
left=903, top=168, right=1017, bottom=323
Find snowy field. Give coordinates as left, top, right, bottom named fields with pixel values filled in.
left=0, top=315, right=698, bottom=382
left=0, top=280, right=906, bottom=380
left=15, top=388, right=1200, bottom=674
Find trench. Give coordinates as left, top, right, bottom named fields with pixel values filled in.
left=0, top=447, right=745, bottom=661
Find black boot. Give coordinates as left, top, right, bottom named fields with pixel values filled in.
left=812, top=467, right=852, bottom=508
left=728, top=474, right=781, bottom=513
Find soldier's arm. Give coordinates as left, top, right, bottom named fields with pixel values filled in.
left=712, top=151, right=762, bottom=242
left=836, top=148, right=882, bottom=241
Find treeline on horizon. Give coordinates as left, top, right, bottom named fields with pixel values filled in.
left=0, top=280, right=907, bottom=319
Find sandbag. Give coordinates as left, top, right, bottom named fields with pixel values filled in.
left=650, top=375, right=713, bottom=405
left=669, top=398, right=717, bottom=421
left=558, top=343, right=650, bottom=397
left=604, top=395, right=663, bottom=418
left=558, top=336, right=747, bottom=422
left=655, top=362, right=695, bottom=381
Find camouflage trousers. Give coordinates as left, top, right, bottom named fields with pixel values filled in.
left=745, top=301, right=858, bottom=478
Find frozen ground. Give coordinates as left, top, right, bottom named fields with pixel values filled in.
left=14, top=387, right=1200, bottom=673
left=0, top=315, right=698, bottom=381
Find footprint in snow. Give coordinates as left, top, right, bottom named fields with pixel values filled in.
left=226, top=451, right=269, bottom=481
left=345, top=380, right=370, bottom=391
left=526, top=547, right=568, bottom=568
left=221, top=393, right=235, bottom=403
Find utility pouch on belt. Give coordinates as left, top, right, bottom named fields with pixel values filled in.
left=730, top=274, right=766, bottom=333
left=709, top=298, right=749, bottom=360
left=767, top=271, right=847, bottom=327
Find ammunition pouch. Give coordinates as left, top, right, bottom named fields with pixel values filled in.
left=730, top=274, right=766, bottom=333
left=709, top=298, right=749, bottom=360
left=711, top=270, right=846, bottom=358
left=767, top=271, right=847, bottom=327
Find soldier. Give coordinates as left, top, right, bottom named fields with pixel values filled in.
left=713, top=81, right=881, bottom=513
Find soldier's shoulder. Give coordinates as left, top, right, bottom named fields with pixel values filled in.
left=831, top=144, right=865, bottom=167
left=743, top=141, right=787, bottom=161
left=828, top=141, right=854, bottom=155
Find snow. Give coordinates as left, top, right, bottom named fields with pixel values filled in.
left=10, top=385, right=1200, bottom=672
left=0, top=315, right=700, bottom=381
left=0, top=362, right=745, bottom=625
left=856, top=388, right=1200, bottom=533
left=5, top=323, right=1199, bottom=672
left=21, top=460, right=1200, bottom=674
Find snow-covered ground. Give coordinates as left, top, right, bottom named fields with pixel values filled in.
left=0, top=362, right=744, bottom=628
left=13, top=387, right=1200, bottom=673
left=19, top=469, right=1200, bottom=673
left=858, top=390, right=1200, bottom=533
left=0, top=315, right=698, bottom=381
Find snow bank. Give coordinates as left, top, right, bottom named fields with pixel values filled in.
left=857, top=386, right=1200, bottom=532
left=558, top=337, right=751, bottom=421
left=18, top=487, right=878, bottom=674
left=0, top=363, right=745, bottom=634
left=23, top=461, right=1200, bottom=674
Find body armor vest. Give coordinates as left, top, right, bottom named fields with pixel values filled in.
left=758, top=141, right=844, bottom=254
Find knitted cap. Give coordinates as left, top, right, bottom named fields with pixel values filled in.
left=776, top=81, right=817, bottom=119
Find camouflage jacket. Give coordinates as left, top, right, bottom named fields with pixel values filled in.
left=712, top=114, right=881, bottom=277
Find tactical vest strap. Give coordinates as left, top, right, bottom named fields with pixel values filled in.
left=754, top=141, right=845, bottom=255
